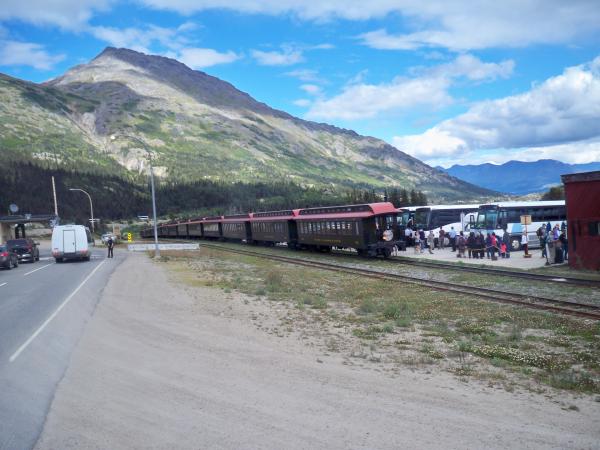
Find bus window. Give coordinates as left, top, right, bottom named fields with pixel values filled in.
left=414, top=210, right=430, bottom=230
left=476, top=209, right=498, bottom=229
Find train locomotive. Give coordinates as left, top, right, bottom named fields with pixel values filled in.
left=143, top=202, right=405, bottom=257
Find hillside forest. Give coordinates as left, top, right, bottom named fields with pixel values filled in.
left=0, top=162, right=428, bottom=226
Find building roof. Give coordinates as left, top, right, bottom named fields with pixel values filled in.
left=561, top=170, right=600, bottom=184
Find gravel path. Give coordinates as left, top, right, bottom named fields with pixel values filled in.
left=35, top=253, right=600, bottom=449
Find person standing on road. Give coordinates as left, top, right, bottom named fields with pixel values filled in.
left=427, top=231, right=435, bottom=254
left=107, top=237, right=114, bottom=259
left=449, top=227, right=457, bottom=252
left=413, top=230, right=421, bottom=254
left=502, top=229, right=511, bottom=259
left=457, top=231, right=466, bottom=258
left=438, top=227, right=445, bottom=249
left=521, top=233, right=529, bottom=256
left=405, top=226, right=413, bottom=247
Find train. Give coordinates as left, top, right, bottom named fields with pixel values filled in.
left=141, top=202, right=406, bottom=257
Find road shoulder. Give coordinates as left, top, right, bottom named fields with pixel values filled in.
left=35, top=252, right=600, bottom=449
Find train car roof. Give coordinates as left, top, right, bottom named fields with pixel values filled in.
left=221, top=213, right=252, bottom=223
left=250, top=210, right=297, bottom=222
left=201, top=216, right=224, bottom=223
left=479, top=200, right=565, bottom=208
left=296, top=202, right=397, bottom=219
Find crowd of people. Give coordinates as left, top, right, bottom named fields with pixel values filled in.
left=402, top=221, right=568, bottom=264
left=537, top=222, right=568, bottom=264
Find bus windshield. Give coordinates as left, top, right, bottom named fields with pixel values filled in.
left=476, top=209, right=498, bottom=229
left=398, top=210, right=413, bottom=227
left=414, top=210, right=430, bottom=230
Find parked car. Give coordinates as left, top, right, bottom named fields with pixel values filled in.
left=6, top=238, right=40, bottom=263
left=52, top=225, right=91, bottom=262
left=0, top=244, right=19, bottom=269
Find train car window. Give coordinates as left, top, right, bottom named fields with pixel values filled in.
left=589, top=222, right=600, bottom=236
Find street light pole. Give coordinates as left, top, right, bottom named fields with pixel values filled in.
left=69, top=188, right=94, bottom=233
left=110, top=134, right=160, bottom=258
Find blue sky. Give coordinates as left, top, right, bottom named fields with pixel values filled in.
left=1, top=1, right=599, bottom=167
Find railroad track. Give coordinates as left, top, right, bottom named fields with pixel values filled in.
left=388, top=255, right=600, bottom=288
left=152, top=238, right=600, bottom=288
left=200, top=243, right=600, bottom=321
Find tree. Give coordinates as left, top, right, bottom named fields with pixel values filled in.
left=541, top=185, right=564, bottom=200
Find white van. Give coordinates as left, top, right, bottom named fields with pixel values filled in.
left=52, top=225, right=92, bottom=262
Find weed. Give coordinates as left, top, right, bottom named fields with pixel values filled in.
left=265, top=270, right=284, bottom=292
left=545, top=370, right=600, bottom=394
left=382, top=322, right=395, bottom=334
left=357, top=298, right=377, bottom=315
left=395, top=316, right=413, bottom=328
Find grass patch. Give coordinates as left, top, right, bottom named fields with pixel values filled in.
left=161, top=246, right=600, bottom=396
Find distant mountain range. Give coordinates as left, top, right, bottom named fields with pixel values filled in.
left=439, top=159, right=600, bottom=195
left=0, top=47, right=493, bottom=202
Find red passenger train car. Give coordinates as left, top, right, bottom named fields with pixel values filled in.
left=561, top=171, right=600, bottom=270
left=142, top=202, right=405, bottom=258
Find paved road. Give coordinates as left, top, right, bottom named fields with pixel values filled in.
left=0, top=242, right=125, bottom=450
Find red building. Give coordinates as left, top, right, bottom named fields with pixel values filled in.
left=561, top=171, right=600, bottom=271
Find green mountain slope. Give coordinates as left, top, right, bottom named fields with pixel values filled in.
left=1, top=47, right=493, bottom=201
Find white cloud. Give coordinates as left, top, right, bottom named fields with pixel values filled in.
left=426, top=54, right=514, bottom=81
left=138, top=0, right=404, bottom=20
left=284, top=69, right=322, bottom=83
left=357, top=2, right=600, bottom=51
left=300, top=84, right=321, bottom=95
left=306, top=54, right=512, bottom=120
left=393, top=57, right=600, bottom=165
left=0, top=40, right=65, bottom=70
left=251, top=47, right=304, bottom=66
left=293, top=99, right=311, bottom=107
left=139, top=1, right=599, bottom=50
left=176, top=47, right=240, bottom=69
left=307, top=76, right=452, bottom=120
left=0, top=0, right=112, bottom=30
left=89, top=23, right=196, bottom=53
left=88, top=22, right=240, bottom=69
left=310, top=43, right=335, bottom=50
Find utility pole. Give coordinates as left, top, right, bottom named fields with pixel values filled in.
left=51, top=176, right=58, bottom=216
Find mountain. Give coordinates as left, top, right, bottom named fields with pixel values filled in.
left=0, top=47, right=493, bottom=202
left=441, top=160, right=600, bottom=195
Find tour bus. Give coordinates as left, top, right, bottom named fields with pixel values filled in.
left=397, top=206, right=421, bottom=228
left=413, top=204, right=480, bottom=243
left=470, top=201, right=566, bottom=251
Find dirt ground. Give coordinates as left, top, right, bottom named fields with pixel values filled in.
left=35, top=253, right=600, bottom=449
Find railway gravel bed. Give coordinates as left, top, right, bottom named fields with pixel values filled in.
left=200, top=243, right=600, bottom=321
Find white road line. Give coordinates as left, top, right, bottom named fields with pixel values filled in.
left=39, top=257, right=52, bottom=261
left=0, top=282, right=7, bottom=288
left=23, top=263, right=54, bottom=276
left=9, top=259, right=106, bottom=363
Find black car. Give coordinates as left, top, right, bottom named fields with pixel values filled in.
left=0, top=245, right=19, bottom=269
left=6, top=239, right=40, bottom=263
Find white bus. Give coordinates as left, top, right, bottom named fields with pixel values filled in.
left=397, top=206, right=421, bottom=229
left=470, top=201, right=566, bottom=251
left=413, top=204, right=480, bottom=240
